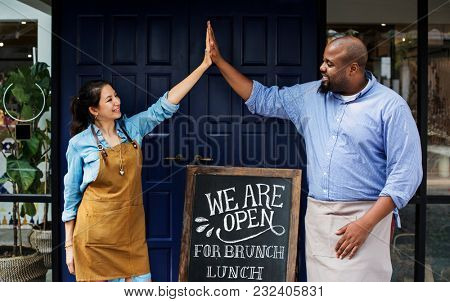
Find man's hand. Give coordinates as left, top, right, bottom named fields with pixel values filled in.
left=205, top=20, right=253, bottom=100
left=335, top=218, right=373, bottom=260
left=207, top=21, right=223, bottom=65
left=335, top=196, right=395, bottom=260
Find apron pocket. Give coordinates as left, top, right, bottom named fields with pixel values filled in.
left=86, top=206, right=130, bottom=246
left=310, top=214, right=358, bottom=258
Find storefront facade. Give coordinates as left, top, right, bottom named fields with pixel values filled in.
left=0, top=0, right=448, bottom=282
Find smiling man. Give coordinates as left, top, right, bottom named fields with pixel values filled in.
left=206, top=22, right=423, bottom=281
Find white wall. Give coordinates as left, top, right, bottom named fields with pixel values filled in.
left=0, top=0, right=51, bottom=66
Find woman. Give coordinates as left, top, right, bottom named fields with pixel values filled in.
left=63, top=26, right=212, bottom=282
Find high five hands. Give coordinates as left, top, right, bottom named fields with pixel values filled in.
left=204, top=21, right=223, bottom=66
left=202, top=21, right=213, bottom=68
left=207, top=21, right=223, bottom=65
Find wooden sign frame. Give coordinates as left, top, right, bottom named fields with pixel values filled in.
left=178, top=165, right=301, bottom=282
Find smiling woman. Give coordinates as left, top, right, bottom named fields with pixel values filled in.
left=62, top=22, right=213, bottom=282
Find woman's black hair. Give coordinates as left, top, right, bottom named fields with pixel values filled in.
left=69, top=80, right=111, bottom=137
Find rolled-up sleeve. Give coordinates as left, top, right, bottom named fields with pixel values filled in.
left=62, top=141, right=84, bottom=222
left=379, top=104, right=423, bottom=209
left=127, top=92, right=179, bottom=137
left=245, top=80, right=305, bottom=122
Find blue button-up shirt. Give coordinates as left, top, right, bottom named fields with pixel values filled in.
left=245, top=72, right=422, bottom=225
left=62, top=92, right=179, bottom=222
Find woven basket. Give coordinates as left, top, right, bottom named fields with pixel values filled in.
left=0, top=246, right=47, bottom=282
left=29, top=229, right=52, bottom=269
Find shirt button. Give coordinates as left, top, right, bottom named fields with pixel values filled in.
left=336, top=118, right=340, bottom=122
left=326, top=152, right=330, bottom=156
left=323, top=172, right=327, bottom=176
left=323, top=189, right=327, bottom=193
left=332, top=135, right=336, bottom=139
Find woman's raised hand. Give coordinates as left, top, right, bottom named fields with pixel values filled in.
left=207, top=21, right=222, bottom=65
left=202, top=22, right=213, bottom=68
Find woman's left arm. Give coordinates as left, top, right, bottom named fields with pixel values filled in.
left=167, top=60, right=211, bottom=105
left=125, top=24, right=212, bottom=138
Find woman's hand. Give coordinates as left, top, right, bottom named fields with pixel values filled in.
left=201, top=22, right=212, bottom=68
left=167, top=21, right=213, bottom=104
left=207, top=21, right=223, bottom=65
left=66, top=246, right=75, bottom=275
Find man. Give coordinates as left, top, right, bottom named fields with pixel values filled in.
left=206, top=21, right=422, bottom=281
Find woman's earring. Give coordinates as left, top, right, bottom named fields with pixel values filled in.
left=95, top=114, right=98, bottom=120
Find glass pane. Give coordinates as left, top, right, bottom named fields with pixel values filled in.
left=427, top=0, right=450, bottom=195
left=391, top=204, right=416, bottom=281
left=327, top=0, right=418, bottom=120
left=0, top=8, right=52, bottom=196
left=0, top=201, right=52, bottom=281
left=0, top=0, right=52, bottom=282
left=426, top=204, right=450, bottom=281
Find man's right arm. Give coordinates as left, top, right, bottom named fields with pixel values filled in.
left=208, top=21, right=253, bottom=101
left=214, top=54, right=253, bottom=101
left=208, top=21, right=299, bottom=120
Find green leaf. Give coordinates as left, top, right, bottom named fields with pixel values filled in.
left=34, top=128, right=50, bottom=145
left=23, top=133, right=41, bottom=157
left=11, top=86, right=30, bottom=104
left=23, top=203, right=36, bottom=217
left=37, top=77, right=50, bottom=91
left=32, top=180, right=46, bottom=195
left=0, top=176, right=11, bottom=184
left=20, top=104, right=33, bottom=120
left=31, top=62, right=49, bottom=77
left=6, top=159, right=37, bottom=192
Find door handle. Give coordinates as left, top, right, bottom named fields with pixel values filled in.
left=163, top=154, right=186, bottom=161
left=194, top=155, right=213, bottom=162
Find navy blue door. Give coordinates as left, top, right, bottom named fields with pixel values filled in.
left=58, top=0, right=317, bottom=281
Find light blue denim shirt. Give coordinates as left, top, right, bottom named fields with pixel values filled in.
left=62, top=92, right=179, bottom=222
left=245, top=72, right=423, bottom=226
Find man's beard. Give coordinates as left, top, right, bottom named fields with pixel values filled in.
left=318, top=75, right=345, bottom=94
left=318, top=80, right=330, bottom=94
left=319, top=77, right=334, bottom=94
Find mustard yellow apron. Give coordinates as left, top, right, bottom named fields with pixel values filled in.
left=73, top=129, right=150, bottom=281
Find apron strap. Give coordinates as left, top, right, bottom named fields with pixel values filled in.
left=117, top=119, right=138, bottom=149
left=90, top=124, right=108, bottom=159
left=90, top=120, right=137, bottom=160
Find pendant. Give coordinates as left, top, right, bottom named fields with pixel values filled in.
left=119, top=169, right=125, bottom=176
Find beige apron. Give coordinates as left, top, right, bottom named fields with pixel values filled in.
left=73, top=137, right=150, bottom=281
left=305, top=197, right=393, bottom=282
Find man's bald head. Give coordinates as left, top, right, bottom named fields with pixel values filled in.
left=328, top=36, right=368, bottom=69
left=319, top=36, right=369, bottom=94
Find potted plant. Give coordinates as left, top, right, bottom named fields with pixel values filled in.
left=0, top=62, right=51, bottom=281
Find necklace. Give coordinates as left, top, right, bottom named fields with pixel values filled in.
left=119, top=142, right=125, bottom=176
left=90, top=123, right=136, bottom=177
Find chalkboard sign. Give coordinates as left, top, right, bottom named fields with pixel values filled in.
left=179, top=165, right=301, bottom=282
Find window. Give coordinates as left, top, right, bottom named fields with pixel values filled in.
left=427, top=0, right=450, bottom=196
left=0, top=0, right=52, bottom=282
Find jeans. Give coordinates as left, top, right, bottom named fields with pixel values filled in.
left=108, top=272, right=151, bottom=282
